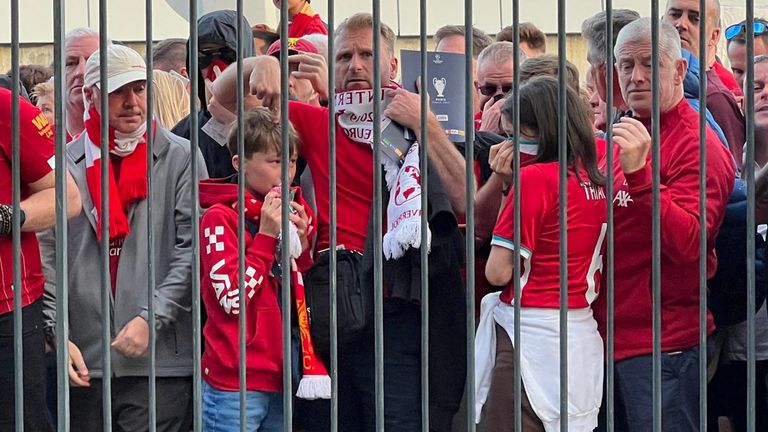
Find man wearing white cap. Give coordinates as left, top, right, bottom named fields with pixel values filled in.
left=39, top=44, right=207, bottom=432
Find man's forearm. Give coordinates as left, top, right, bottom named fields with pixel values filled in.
left=423, top=116, right=471, bottom=216
left=212, top=57, right=261, bottom=112
left=18, top=172, right=80, bottom=232
left=475, top=174, right=505, bottom=241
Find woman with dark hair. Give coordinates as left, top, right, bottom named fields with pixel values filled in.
left=475, top=76, right=607, bottom=432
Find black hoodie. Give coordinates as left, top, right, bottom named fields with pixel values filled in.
left=171, top=10, right=254, bottom=179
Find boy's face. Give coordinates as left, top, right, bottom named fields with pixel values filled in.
left=233, top=149, right=297, bottom=197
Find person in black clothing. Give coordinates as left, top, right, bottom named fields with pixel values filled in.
left=171, top=10, right=254, bottom=179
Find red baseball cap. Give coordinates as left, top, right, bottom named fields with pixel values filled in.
left=266, top=37, right=319, bottom=57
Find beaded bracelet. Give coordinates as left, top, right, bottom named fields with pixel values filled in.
left=0, top=204, right=11, bottom=236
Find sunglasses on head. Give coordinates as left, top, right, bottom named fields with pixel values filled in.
left=478, top=83, right=513, bottom=97
left=725, top=20, right=768, bottom=41
left=198, top=47, right=238, bottom=69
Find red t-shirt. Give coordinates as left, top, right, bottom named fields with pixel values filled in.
left=0, top=88, right=55, bottom=314
left=289, top=101, right=373, bottom=253
left=289, top=12, right=328, bottom=38
left=491, top=162, right=607, bottom=309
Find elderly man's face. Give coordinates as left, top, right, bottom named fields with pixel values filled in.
left=754, top=62, right=768, bottom=131
left=436, top=34, right=481, bottom=115
left=616, top=39, right=686, bottom=118
left=65, top=35, right=100, bottom=110
left=663, top=0, right=719, bottom=58
left=334, top=27, right=397, bottom=91
left=728, top=38, right=768, bottom=87
left=85, top=81, right=148, bottom=134
left=475, top=59, right=514, bottom=109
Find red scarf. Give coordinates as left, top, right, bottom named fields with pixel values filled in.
left=232, top=188, right=329, bottom=399
left=84, top=108, right=148, bottom=241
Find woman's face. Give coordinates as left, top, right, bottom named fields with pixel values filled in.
left=36, top=94, right=55, bottom=126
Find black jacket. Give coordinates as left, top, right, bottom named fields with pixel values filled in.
left=172, top=10, right=254, bottom=179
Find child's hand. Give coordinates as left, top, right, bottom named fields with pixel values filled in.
left=289, top=201, right=312, bottom=251
left=259, top=192, right=282, bottom=238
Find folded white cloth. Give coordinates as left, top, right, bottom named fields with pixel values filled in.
left=475, top=294, right=604, bottom=432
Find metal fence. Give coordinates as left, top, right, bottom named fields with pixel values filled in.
left=3, top=0, right=763, bottom=430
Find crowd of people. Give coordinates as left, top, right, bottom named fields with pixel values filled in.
left=2, top=0, right=768, bottom=430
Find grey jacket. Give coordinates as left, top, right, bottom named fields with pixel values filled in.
left=40, top=127, right=207, bottom=378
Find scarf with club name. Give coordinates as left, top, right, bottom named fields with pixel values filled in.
left=233, top=189, right=330, bottom=399
left=334, top=87, right=431, bottom=259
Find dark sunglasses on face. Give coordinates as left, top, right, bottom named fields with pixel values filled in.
left=478, top=83, right=513, bottom=97
left=725, top=20, right=768, bottom=41
left=198, top=47, right=238, bottom=69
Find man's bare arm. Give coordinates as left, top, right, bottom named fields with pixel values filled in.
left=20, top=170, right=81, bottom=232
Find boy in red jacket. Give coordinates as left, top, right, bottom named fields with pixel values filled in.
left=199, top=108, right=315, bottom=431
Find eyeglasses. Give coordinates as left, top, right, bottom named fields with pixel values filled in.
left=478, top=83, right=513, bottom=97
left=725, top=20, right=768, bottom=41
left=198, top=47, right=238, bottom=69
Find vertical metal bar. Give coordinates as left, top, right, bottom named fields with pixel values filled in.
left=745, top=3, right=757, bottom=431
left=188, top=0, right=204, bottom=429
left=556, top=0, right=568, bottom=429
left=498, top=0, right=504, bottom=31
left=327, top=0, right=339, bottom=429
left=604, top=3, right=616, bottom=432
left=53, top=1, right=71, bottom=430
left=373, top=0, right=385, bottom=429
left=650, top=1, right=662, bottom=430
left=464, top=0, right=476, bottom=430
left=419, top=0, right=429, bottom=429
left=511, top=1, right=522, bottom=430
left=145, top=3, right=157, bottom=431
left=235, top=0, right=247, bottom=429
left=278, top=0, right=293, bottom=428
left=697, top=1, right=708, bottom=431
left=10, top=0, right=23, bottom=428
left=98, top=0, right=114, bottom=428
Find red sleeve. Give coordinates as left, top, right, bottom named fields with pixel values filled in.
left=288, top=100, right=328, bottom=161
left=200, top=205, right=278, bottom=317
left=0, top=89, right=55, bottom=184
left=624, top=134, right=734, bottom=265
left=491, top=165, right=553, bottom=259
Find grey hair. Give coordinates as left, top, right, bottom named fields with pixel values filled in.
left=614, top=17, right=682, bottom=63
left=757, top=55, right=768, bottom=64
left=301, top=33, right=329, bottom=62
left=65, top=27, right=111, bottom=48
left=581, top=9, right=641, bottom=67
left=477, top=41, right=527, bottom=69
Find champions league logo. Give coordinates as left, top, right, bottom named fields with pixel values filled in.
left=433, top=77, right=447, bottom=98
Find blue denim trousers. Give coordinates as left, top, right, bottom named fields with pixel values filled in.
left=202, top=381, right=283, bottom=432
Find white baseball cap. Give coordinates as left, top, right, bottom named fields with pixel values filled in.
left=83, top=44, right=147, bottom=93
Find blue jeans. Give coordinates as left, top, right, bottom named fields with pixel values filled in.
left=601, top=347, right=702, bottom=432
left=202, top=381, right=283, bottom=432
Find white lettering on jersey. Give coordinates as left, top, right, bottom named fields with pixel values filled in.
left=614, top=190, right=633, bottom=208
left=204, top=226, right=225, bottom=255
left=585, top=223, right=608, bottom=304
left=582, top=183, right=607, bottom=201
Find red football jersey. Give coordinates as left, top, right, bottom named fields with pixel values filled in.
left=0, top=88, right=55, bottom=314
left=491, top=162, right=607, bottom=309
